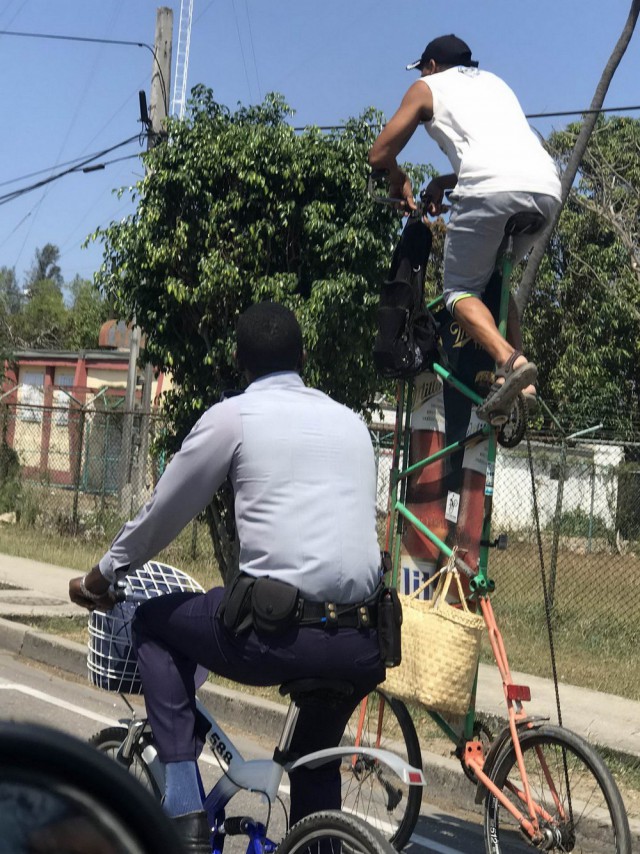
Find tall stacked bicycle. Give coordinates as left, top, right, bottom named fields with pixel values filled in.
left=350, top=176, right=633, bottom=853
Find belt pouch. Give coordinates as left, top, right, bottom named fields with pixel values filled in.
left=377, top=587, right=403, bottom=667
left=220, top=573, right=255, bottom=635
left=251, top=577, right=300, bottom=637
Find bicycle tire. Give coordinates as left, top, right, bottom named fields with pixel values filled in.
left=89, top=725, right=164, bottom=800
left=277, top=809, right=396, bottom=854
left=341, top=688, right=422, bottom=850
left=484, top=724, right=632, bottom=853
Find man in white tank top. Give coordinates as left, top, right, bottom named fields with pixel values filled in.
left=369, top=35, right=562, bottom=420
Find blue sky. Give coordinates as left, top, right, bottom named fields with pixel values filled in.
left=1, top=0, right=638, bottom=288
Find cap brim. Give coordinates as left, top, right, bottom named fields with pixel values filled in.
left=406, top=59, right=421, bottom=70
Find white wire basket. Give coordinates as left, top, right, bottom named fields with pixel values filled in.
left=87, top=561, right=205, bottom=694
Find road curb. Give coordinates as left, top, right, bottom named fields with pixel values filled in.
left=0, top=616, right=27, bottom=655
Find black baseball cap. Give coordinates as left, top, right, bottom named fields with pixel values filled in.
left=406, top=34, right=479, bottom=71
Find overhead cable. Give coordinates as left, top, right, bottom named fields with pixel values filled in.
left=0, top=29, right=169, bottom=116
left=0, top=135, right=144, bottom=207
left=294, top=104, right=640, bottom=132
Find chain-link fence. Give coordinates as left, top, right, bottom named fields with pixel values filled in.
left=0, top=399, right=165, bottom=535
left=370, top=418, right=640, bottom=702
left=1, top=396, right=639, bottom=699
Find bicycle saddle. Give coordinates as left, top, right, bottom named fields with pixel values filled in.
left=504, top=211, right=546, bottom=236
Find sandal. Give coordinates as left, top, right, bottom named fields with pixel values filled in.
left=476, top=350, right=538, bottom=425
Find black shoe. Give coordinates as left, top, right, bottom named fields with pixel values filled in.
left=172, top=810, right=211, bottom=854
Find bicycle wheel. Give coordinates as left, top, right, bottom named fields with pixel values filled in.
left=89, top=725, right=164, bottom=800
left=341, top=688, right=422, bottom=850
left=484, top=724, right=632, bottom=854
left=277, top=809, right=396, bottom=854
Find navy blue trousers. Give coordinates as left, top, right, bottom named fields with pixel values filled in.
left=131, top=588, right=384, bottom=824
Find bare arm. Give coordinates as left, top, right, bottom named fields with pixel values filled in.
left=368, top=80, right=433, bottom=211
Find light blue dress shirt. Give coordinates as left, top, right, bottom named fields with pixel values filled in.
left=99, top=372, right=380, bottom=602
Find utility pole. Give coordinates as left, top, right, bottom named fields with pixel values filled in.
left=121, top=7, right=173, bottom=514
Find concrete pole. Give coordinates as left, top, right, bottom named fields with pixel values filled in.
left=122, top=7, right=173, bottom=513
left=149, top=7, right=173, bottom=145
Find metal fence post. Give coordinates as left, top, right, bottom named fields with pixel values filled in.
left=72, top=407, right=87, bottom=533
left=548, top=440, right=567, bottom=611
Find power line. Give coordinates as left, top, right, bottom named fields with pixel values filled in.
left=0, top=29, right=169, bottom=116
left=243, top=0, right=262, bottom=101
left=526, top=105, right=640, bottom=119
left=0, top=147, right=142, bottom=188
left=0, top=28, right=149, bottom=50
left=0, top=135, right=144, bottom=207
left=293, top=104, right=640, bottom=132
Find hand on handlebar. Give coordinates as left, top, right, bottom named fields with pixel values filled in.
left=421, top=178, right=450, bottom=217
left=368, top=170, right=450, bottom=219
left=69, top=568, right=120, bottom=612
left=389, top=174, right=418, bottom=214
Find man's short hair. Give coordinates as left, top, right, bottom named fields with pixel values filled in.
left=236, top=301, right=303, bottom=377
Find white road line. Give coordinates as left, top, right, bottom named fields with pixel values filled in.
left=0, top=677, right=285, bottom=776
left=410, top=831, right=465, bottom=854
left=343, top=805, right=463, bottom=853
left=0, top=679, right=119, bottom=727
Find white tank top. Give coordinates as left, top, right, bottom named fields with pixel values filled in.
left=421, top=67, right=561, bottom=200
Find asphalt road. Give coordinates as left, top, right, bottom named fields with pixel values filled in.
left=0, top=649, right=500, bottom=853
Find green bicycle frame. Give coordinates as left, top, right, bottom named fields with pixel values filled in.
left=386, top=240, right=516, bottom=745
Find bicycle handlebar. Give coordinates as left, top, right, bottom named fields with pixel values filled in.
left=367, top=169, right=412, bottom=209
left=367, top=170, right=450, bottom=217
left=111, top=580, right=146, bottom=604
left=110, top=578, right=205, bottom=606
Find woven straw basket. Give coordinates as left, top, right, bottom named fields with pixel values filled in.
left=383, top=569, right=485, bottom=715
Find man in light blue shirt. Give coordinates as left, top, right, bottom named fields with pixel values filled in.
left=70, top=302, right=384, bottom=853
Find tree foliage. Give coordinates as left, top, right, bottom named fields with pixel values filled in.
left=26, top=243, right=63, bottom=289
left=516, top=0, right=639, bottom=312
left=1, top=250, right=108, bottom=352
left=16, top=278, right=67, bottom=349
left=65, top=275, right=110, bottom=350
left=91, top=87, right=426, bottom=452
left=0, top=267, right=22, bottom=315
left=549, top=116, right=639, bottom=283
left=521, top=117, right=640, bottom=433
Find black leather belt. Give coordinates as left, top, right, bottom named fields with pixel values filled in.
left=298, top=598, right=378, bottom=629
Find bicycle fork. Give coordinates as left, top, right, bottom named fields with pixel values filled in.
left=464, top=597, right=566, bottom=848
left=117, top=718, right=148, bottom=766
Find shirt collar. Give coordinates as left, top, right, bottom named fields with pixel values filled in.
left=245, top=371, right=305, bottom=393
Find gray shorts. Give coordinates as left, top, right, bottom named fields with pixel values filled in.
left=442, top=191, right=560, bottom=313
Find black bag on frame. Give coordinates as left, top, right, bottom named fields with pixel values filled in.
left=373, top=216, right=439, bottom=379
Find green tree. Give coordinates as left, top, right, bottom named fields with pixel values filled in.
left=26, top=243, right=63, bottom=289
left=65, top=275, right=109, bottom=349
left=17, top=278, right=67, bottom=349
left=517, top=0, right=639, bottom=311
left=0, top=266, right=23, bottom=315
left=91, top=87, right=426, bottom=578
left=93, top=88, right=424, bottom=445
left=0, top=267, right=21, bottom=356
left=522, top=117, right=640, bottom=433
